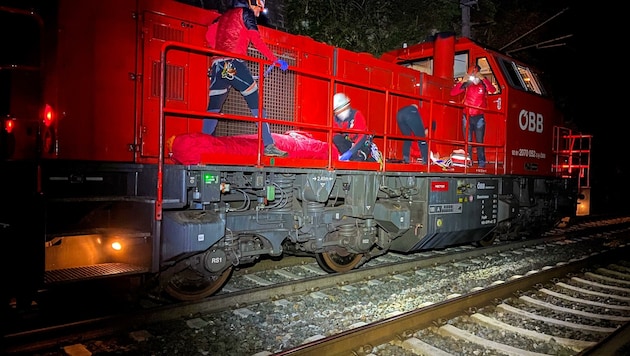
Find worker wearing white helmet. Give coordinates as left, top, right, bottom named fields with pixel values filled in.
left=332, top=93, right=371, bottom=161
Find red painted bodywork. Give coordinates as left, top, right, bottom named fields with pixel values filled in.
left=381, top=37, right=565, bottom=176
left=37, top=0, right=576, bottom=178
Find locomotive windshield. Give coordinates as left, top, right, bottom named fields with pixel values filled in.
left=498, top=57, right=548, bottom=96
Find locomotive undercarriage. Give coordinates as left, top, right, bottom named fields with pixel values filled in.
left=35, top=163, right=578, bottom=301
left=157, top=169, right=392, bottom=299
left=491, top=176, right=578, bottom=243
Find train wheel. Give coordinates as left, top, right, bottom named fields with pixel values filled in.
left=164, top=267, right=232, bottom=301
left=315, top=250, right=363, bottom=273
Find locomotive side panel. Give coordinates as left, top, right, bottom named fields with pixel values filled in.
left=389, top=177, right=498, bottom=252
left=50, top=0, right=138, bottom=161
left=503, top=87, right=558, bottom=176
left=292, top=35, right=334, bottom=140
left=482, top=51, right=562, bottom=176
left=139, top=11, right=208, bottom=159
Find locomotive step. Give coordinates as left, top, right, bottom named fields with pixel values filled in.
left=44, top=263, right=149, bottom=284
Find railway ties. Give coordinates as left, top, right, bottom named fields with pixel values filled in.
left=281, top=247, right=630, bottom=356
left=298, top=263, right=328, bottom=276
left=241, top=268, right=310, bottom=286
left=226, top=247, right=476, bottom=295
left=221, top=260, right=327, bottom=292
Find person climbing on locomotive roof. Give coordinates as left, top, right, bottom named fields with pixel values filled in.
left=204, top=0, right=289, bottom=157
left=332, top=93, right=375, bottom=162
left=396, top=103, right=428, bottom=164
left=450, top=64, right=496, bottom=168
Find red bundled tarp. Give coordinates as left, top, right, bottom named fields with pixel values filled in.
left=170, top=131, right=330, bottom=165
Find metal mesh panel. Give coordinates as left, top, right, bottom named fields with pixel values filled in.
left=45, top=263, right=148, bottom=284
left=215, top=44, right=296, bottom=137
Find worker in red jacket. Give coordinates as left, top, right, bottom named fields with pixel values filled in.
left=204, top=0, right=288, bottom=157
left=450, top=64, right=496, bottom=168
left=332, top=93, right=374, bottom=161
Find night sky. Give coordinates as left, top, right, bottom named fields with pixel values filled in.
left=565, top=2, right=622, bottom=213
left=503, top=1, right=620, bottom=214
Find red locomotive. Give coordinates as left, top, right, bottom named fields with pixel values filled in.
left=1, top=0, right=590, bottom=302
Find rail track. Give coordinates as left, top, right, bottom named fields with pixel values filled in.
left=277, top=245, right=630, bottom=355
left=4, top=215, right=630, bottom=355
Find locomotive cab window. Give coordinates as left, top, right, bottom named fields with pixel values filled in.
left=498, top=57, right=547, bottom=96
left=516, top=65, right=546, bottom=96
left=401, top=57, right=432, bottom=75
left=403, top=53, right=500, bottom=96
left=475, top=57, right=499, bottom=95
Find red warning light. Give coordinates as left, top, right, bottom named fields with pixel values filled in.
left=4, top=118, right=14, bottom=134
left=43, top=104, right=54, bottom=127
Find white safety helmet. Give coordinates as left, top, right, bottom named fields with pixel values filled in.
left=333, top=93, right=350, bottom=114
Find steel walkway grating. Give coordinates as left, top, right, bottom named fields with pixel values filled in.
left=45, top=263, right=149, bottom=284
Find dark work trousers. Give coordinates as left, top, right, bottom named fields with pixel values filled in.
left=462, top=113, right=486, bottom=166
